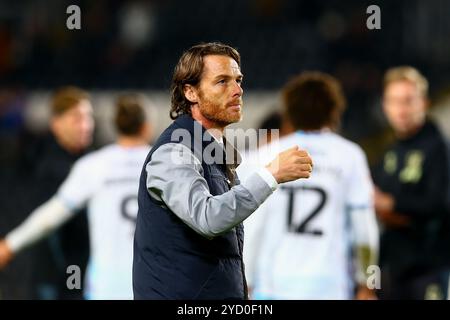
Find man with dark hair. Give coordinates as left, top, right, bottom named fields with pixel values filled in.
left=115, top=94, right=151, bottom=137
left=373, top=66, right=450, bottom=299
left=240, top=71, right=379, bottom=300
left=282, top=72, right=346, bottom=131
left=132, top=42, right=313, bottom=300
left=0, top=93, right=152, bottom=299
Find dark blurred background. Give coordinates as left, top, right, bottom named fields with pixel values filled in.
left=1, top=0, right=450, bottom=299
left=1, top=0, right=450, bottom=155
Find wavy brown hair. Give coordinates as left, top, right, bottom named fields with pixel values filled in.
left=282, top=71, right=346, bottom=131
left=170, top=42, right=240, bottom=119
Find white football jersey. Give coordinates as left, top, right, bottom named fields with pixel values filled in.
left=237, top=130, right=374, bottom=300
left=57, top=144, right=150, bottom=300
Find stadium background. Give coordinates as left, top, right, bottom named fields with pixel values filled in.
left=1, top=0, right=450, bottom=299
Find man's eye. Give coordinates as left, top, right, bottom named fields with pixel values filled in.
left=217, top=79, right=226, bottom=84
left=237, top=79, right=243, bottom=84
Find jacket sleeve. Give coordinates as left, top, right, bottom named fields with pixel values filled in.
left=145, top=143, right=275, bottom=239
left=394, top=143, right=449, bottom=220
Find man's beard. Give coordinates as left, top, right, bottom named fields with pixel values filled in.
left=198, top=95, right=243, bottom=127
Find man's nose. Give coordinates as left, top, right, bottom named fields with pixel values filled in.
left=232, top=81, right=243, bottom=97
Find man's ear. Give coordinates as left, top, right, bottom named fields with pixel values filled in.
left=183, top=84, right=198, bottom=104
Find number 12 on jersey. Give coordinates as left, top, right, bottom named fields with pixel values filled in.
left=280, top=185, right=327, bottom=236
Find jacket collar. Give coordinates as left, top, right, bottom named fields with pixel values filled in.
left=173, top=114, right=241, bottom=167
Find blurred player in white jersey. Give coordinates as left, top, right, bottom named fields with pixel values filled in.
left=238, top=72, right=379, bottom=300
left=0, top=93, right=153, bottom=299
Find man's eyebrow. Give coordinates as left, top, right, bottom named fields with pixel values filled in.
left=212, top=74, right=244, bottom=80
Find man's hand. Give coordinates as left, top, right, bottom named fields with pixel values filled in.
left=377, top=210, right=410, bottom=228
left=0, top=239, right=13, bottom=269
left=374, top=187, right=410, bottom=228
left=265, top=146, right=313, bottom=184
left=374, top=187, right=394, bottom=213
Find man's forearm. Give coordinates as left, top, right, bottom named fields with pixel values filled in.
left=349, top=206, right=379, bottom=285
left=5, top=197, right=74, bottom=253
left=146, top=143, right=275, bottom=239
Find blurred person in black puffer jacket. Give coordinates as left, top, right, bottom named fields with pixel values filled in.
left=373, top=66, right=450, bottom=300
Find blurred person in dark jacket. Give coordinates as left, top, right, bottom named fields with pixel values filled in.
left=373, top=66, right=450, bottom=300
left=8, top=87, right=94, bottom=299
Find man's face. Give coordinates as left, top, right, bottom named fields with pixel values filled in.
left=194, top=55, right=244, bottom=127
left=383, top=80, right=427, bottom=136
left=52, top=99, right=94, bottom=153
